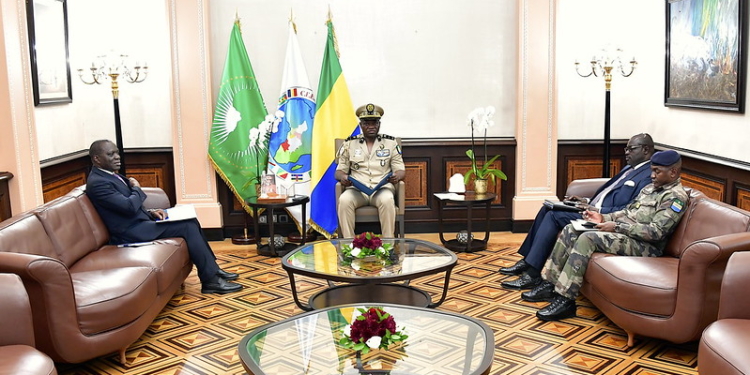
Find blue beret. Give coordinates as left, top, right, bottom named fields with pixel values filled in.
left=651, top=150, right=681, bottom=166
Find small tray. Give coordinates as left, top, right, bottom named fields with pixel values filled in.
left=257, top=195, right=288, bottom=203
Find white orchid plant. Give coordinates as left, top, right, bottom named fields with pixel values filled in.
left=464, top=106, right=507, bottom=186
left=243, top=111, right=285, bottom=193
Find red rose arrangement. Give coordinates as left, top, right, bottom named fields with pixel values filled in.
left=339, top=307, right=408, bottom=354
left=341, top=232, right=393, bottom=261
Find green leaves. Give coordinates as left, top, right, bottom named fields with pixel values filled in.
left=463, top=150, right=508, bottom=185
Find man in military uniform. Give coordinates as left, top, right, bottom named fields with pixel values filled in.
left=523, top=150, right=689, bottom=321
left=335, top=103, right=406, bottom=238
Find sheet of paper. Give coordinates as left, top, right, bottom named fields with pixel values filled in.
left=157, top=204, right=197, bottom=223
left=433, top=193, right=465, bottom=201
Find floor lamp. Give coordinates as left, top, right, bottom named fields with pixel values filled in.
left=78, top=54, right=148, bottom=176
left=575, top=47, right=636, bottom=178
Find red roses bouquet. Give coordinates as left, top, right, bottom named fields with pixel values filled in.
left=339, top=307, right=408, bottom=354
left=341, top=232, right=393, bottom=260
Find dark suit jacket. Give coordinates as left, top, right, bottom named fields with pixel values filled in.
left=593, top=161, right=652, bottom=214
left=86, top=167, right=160, bottom=243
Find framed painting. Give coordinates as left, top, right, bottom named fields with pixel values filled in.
left=26, top=0, right=72, bottom=106
left=665, top=0, right=747, bottom=112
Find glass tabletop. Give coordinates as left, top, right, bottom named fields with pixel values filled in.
left=282, top=238, right=457, bottom=281
left=239, top=303, right=493, bottom=375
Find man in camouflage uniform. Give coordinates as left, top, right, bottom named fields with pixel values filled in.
left=335, top=103, right=405, bottom=238
left=524, top=150, right=689, bottom=321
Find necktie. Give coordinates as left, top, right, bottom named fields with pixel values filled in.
left=115, top=174, right=128, bottom=186
left=589, top=167, right=634, bottom=208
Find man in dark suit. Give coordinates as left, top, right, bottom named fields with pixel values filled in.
left=86, top=140, right=242, bottom=294
left=500, top=133, right=655, bottom=290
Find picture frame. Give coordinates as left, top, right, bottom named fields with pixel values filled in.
left=664, top=0, right=747, bottom=112
left=26, top=0, right=72, bottom=106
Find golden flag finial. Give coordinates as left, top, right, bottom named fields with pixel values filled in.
left=289, top=8, right=297, bottom=34
left=235, top=10, right=241, bottom=30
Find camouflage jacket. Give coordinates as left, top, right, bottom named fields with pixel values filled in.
left=601, top=179, right=688, bottom=248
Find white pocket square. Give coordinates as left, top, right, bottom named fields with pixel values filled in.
left=624, top=180, right=635, bottom=187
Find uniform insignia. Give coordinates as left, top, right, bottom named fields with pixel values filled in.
left=352, top=163, right=360, bottom=170
left=380, top=160, right=386, bottom=167
left=634, top=202, right=641, bottom=208
left=354, top=149, right=362, bottom=157
left=670, top=199, right=684, bottom=213
left=396, top=145, right=402, bottom=154
left=376, top=149, right=390, bottom=157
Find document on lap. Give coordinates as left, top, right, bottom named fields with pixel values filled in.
left=571, top=219, right=599, bottom=231
left=348, top=172, right=393, bottom=196
left=544, top=199, right=584, bottom=212
left=156, top=204, right=197, bottom=223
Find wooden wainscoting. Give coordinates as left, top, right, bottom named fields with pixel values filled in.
left=41, top=150, right=176, bottom=204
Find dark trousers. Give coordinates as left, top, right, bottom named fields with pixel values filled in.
left=114, top=218, right=219, bottom=283
left=518, top=207, right=582, bottom=270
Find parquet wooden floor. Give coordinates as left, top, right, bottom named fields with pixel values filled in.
left=57, top=233, right=699, bottom=375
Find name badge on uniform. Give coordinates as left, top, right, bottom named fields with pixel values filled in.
left=376, top=149, right=390, bottom=157
left=354, top=149, right=363, bottom=157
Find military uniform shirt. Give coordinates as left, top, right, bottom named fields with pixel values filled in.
left=336, top=135, right=405, bottom=191
left=602, top=179, right=688, bottom=252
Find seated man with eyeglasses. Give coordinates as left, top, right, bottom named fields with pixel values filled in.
left=499, top=133, right=655, bottom=291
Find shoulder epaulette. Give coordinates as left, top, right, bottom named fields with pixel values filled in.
left=345, top=134, right=363, bottom=141
left=380, top=134, right=395, bottom=140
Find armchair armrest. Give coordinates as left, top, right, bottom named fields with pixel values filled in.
left=718, top=251, right=750, bottom=320
left=396, top=181, right=405, bottom=215
left=565, top=178, right=609, bottom=199
left=0, top=273, right=35, bottom=346
left=142, top=187, right=171, bottom=210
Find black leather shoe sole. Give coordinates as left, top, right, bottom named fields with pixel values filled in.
left=498, top=260, right=529, bottom=276
left=501, top=274, right=541, bottom=290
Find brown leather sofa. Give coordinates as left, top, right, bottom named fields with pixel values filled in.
left=698, top=251, right=750, bottom=374
left=579, top=186, right=750, bottom=346
left=0, top=186, right=192, bottom=364
left=0, top=273, right=57, bottom=375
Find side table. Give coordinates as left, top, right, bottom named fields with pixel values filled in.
left=433, top=192, right=496, bottom=252
left=246, top=195, right=309, bottom=257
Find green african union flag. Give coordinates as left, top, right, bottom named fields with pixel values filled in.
left=209, top=21, right=268, bottom=211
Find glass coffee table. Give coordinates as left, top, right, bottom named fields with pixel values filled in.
left=281, top=238, right=457, bottom=311
left=238, top=303, right=494, bottom=375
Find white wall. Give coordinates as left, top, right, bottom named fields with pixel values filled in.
left=557, top=0, right=750, bottom=163
left=208, top=0, right=518, bottom=139
left=34, top=0, right=172, bottom=160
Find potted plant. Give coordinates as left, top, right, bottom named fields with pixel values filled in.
left=463, top=106, right=507, bottom=194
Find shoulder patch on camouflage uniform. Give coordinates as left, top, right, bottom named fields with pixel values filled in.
left=670, top=198, right=684, bottom=212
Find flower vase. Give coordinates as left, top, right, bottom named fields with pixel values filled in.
left=474, top=179, right=488, bottom=194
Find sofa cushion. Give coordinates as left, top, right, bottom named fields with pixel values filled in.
left=70, top=240, right=190, bottom=294
left=65, top=187, right=110, bottom=248
left=0, top=213, right=58, bottom=259
left=585, top=254, right=679, bottom=316
left=34, top=197, right=99, bottom=267
left=72, top=267, right=158, bottom=335
left=0, top=345, right=57, bottom=375
left=699, top=319, right=750, bottom=375
left=665, top=197, right=750, bottom=258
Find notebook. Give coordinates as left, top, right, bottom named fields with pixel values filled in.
left=156, top=204, right=197, bottom=223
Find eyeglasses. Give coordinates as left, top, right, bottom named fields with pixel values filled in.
left=624, top=145, right=644, bottom=152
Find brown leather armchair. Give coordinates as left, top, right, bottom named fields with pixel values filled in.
left=698, top=251, right=750, bottom=375
left=334, top=138, right=406, bottom=238
left=582, top=189, right=750, bottom=345
left=0, top=273, right=57, bottom=375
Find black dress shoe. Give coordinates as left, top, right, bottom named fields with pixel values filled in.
left=501, top=273, right=542, bottom=290
left=536, top=295, right=577, bottom=321
left=216, top=269, right=239, bottom=281
left=499, top=259, right=529, bottom=276
left=522, top=281, right=555, bottom=302
left=201, top=277, right=243, bottom=294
